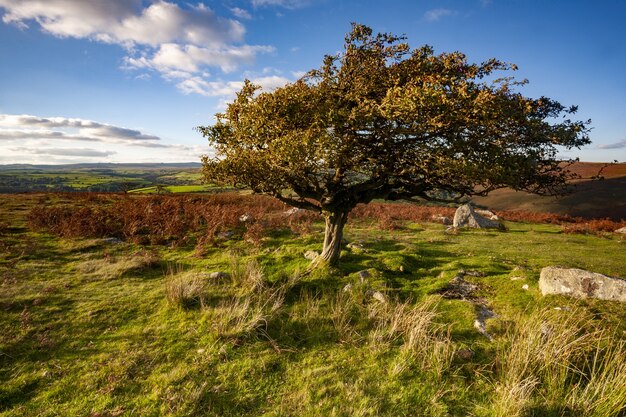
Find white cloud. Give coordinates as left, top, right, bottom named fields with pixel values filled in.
left=125, top=43, right=275, bottom=75
left=424, top=8, right=457, bottom=22
left=0, top=0, right=244, bottom=47
left=176, top=75, right=291, bottom=98
left=0, top=0, right=276, bottom=97
left=230, top=7, right=252, bottom=20
left=251, top=0, right=313, bottom=9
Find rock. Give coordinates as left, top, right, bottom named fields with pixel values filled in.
left=615, top=227, right=626, bottom=234
left=455, top=348, right=475, bottom=360
left=510, top=276, right=525, bottom=281
left=371, top=291, right=386, bottom=303
left=346, top=241, right=365, bottom=251
left=522, top=284, right=529, bottom=290
left=284, top=207, right=302, bottom=216
left=539, top=266, right=626, bottom=302
left=209, top=271, right=230, bottom=280
left=475, top=209, right=499, bottom=220
left=342, top=283, right=353, bottom=292
left=304, top=250, right=319, bottom=261
left=453, top=204, right=503, bottom=229
left=431, top=214, right=452, bottom=225
left=101, top=237, right=123, bottom=244
left=357, top=270, right=371, bottom=281
left=474, top=305, right=497, bottom=341
left=217, top=231, right=234, bottom=239
left=239, top=214, right=253, bottom=222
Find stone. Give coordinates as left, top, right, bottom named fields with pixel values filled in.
left=304, top=250, right=319, bottom=261
left=539, top=266, right=626, bottom=302
left=346, top=241, right=365, bottom=251
left=209, top=271, right=230, bottom=280
left=474, top=305, right=497, bottom=341
left=101, top=237, right=123, bottom=244
left=510, top=276, right=525, bottom=281
left=522, top=284, right=529, bottom=290
left=342, top=283, right=353, bottom=292
left=357, top=270, right=371, bottom=281
left=431, top=214, right=452, bottom=225
left=284, top=207, right=302, bottom=216
left=239, top=214, right=253, bottom=222
left=453, top=204, right=503, bottom=229
left=615, top=227, right=626, bottom=234
left=371, top=291, right=386, bottom=303
left=217, top=231, right=234, bottom=239
left=475, top=209, right=499, bottom=220
left=455, top=348, right=475, bottom=360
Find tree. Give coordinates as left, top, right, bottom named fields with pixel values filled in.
left=199, top=24, right=590, bottom=265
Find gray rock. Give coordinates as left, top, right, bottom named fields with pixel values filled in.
left=101, top=237, right=123, bottom=244
left=431, top=215, right=452, bottom=225
left=510, top=276, right=525, bottom=281
left=357, top=270, right=371, bottom=281
left=539, top=266, right=626, bottom=302
left=304, top=250, right=319, bottom=261
left=346, top=241, right=365, bottom=251
left=615, top=227, right=626, bottom=234
left=474, top=305, right=497, bottom=341
left=371, top=291, right=386, bottom=303
left=453, top=204, right=502, bottom=229
left=475, top=209, right=499, bottom=220
left=209, top=271, right=230, bottom=280
left=217, top=231, right=234, bottom=239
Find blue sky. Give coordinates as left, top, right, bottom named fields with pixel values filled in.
left=0, top=0, right=624, bottom=164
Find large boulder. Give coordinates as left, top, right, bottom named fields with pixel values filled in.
left=453, top=204, right=502, bottom=229
left=615, top=227, right=626, bottom=234
left=539, top=266, right=626, bottom=302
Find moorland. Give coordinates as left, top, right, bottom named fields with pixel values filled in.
left=0, top=164, right=625, bottom=416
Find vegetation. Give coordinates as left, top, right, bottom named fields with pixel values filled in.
left=0, top=163, right=206, bottom=194
left=199, top=24, right=590, bottom=264
left=1, top=193, right=625, bottom=416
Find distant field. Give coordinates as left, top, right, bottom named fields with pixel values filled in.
left=0, top=163, right=203, bottom=193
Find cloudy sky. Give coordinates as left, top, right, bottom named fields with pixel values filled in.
left=0, top=0, right=625, bottom=164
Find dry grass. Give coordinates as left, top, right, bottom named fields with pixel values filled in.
left=164, top=270, right=208, bottom=308
left=76, top=249, right=160, bottom=280
left=486, top=308, right=626, bottom=417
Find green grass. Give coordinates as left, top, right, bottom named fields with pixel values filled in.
left=1, top=195, right=625, bottom=416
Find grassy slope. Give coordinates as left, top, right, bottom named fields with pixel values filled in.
left=1, top=195, right=625, bottom=416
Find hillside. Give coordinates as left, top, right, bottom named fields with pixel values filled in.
left=475, top=162, right=626, bottom=220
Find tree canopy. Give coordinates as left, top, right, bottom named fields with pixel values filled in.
left=199, top=23, right=591, bottom=265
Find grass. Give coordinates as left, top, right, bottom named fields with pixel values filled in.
left=1, top=193, right=625, bottom=416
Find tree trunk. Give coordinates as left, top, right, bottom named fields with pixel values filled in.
left=317, top=211, right=349, bottom=266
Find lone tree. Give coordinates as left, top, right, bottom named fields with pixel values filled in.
left=199, top=24, right=590, bottom=265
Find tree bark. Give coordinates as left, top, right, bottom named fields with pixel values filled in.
left=317, top=210, right=349, bottom=265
